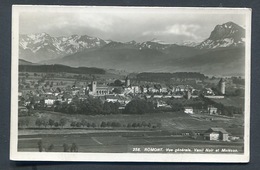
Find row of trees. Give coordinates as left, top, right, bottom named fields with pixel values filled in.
left=37, top=140, right=78, bottom=152
left=54, top=99, right=121, bottom=115
left=34, top=118, right=67, bottom=128
left=19, top=117, right=161, bottom=129
left=52, top=98, right=156, bottom=115
left=70, top=120, right=160, bottom=129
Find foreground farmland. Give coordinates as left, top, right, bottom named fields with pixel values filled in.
left=18, top=111, right=244, bottom=153
left=18, top=132, right=244, bottom=153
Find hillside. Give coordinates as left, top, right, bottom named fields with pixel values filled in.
left=19, top=64, right=106, bottom=74
left=19, top=59, right=36, bottom=65
left=176, top=47, right=245, bottom=76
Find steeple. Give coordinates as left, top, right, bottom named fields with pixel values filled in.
left=218, top=78, right=225, bottom=95
left=125, top=76, right=130, bottom=87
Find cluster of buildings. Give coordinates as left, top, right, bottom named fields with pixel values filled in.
left=18, top=75, right=226, bottom=115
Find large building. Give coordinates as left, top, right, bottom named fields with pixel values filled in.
left=89, top=81, right=113, bottom=96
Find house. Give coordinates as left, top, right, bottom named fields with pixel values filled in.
left=175, top=85, right=185, bottom=92
left=18, top=91, right=22, bottom=97
left=44, top=95, right=56, bottom=106
left=105, top=95, right=120, bottom=103
left=204, top=128, right=229, bottom=141
left=18, top=106, right=28, bottom=116
left=184, top=107, right=193, bottom=114
left=154, top=95, right=163, bottom=98
left=160, top=85, right=168, bottom=93
left=62, top=94, right=73, bottom=103
left=105, top=95, right=130, bottom=105
left=156, top=101, right=171, bottom=108
left=203, top=88, right=214, bottom=95
left=175, top=85, right=193, bottom=92
left=140, top=86, right=148, bottom=93
left=43, top=89, right=53, bottom=95
left=208, top=105, right=218, bottom=115
left=148, top=86, right=159, bottom=93
left=131, top=85, right=140, bottom=93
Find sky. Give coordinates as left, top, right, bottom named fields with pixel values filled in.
left=18, top=7, right=246, bottom=43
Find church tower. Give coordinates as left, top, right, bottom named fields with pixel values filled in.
left=218, top=78, right=225, bottom=95
left=125, top=76, right=131, bottom=87
left=91, top=81, right=97, bottom=95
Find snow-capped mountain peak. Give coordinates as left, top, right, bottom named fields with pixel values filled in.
left=19, top=33, right=107, bottom=62
left=196, top=21, right=245, bottom=49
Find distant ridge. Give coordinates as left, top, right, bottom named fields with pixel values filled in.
left=19, top=59, right=37, bottom=65
left=19, top=64, right=106, bottom=75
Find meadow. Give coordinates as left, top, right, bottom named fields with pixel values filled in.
left=18, top=110, right=244, bottom=153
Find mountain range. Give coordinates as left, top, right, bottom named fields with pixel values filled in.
left=19, top=21, right=246, bottom=76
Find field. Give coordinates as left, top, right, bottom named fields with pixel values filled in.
left=19, top=111, right=244, bottom=132
left=211, top=96, right=245, bottom=108
left=18, top=132, right=244, bottom=153
left=18, top=111, right=244, bottom=153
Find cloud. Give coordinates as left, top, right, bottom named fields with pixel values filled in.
left=142, top=24, right=202, bottom=41
left=77, top=14, right=114, bottom=32
left=19, top=7, right=246, bottom=43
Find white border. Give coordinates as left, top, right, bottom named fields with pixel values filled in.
left=10, top=5, right=251, bottom=162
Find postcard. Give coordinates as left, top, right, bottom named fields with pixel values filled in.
left=10, top=5, right=251, bottom=162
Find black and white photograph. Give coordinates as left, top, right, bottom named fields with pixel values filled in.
left=10, top=5, right=251, bottom=162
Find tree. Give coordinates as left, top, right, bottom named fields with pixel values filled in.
left=35, top=118, right=42, bottom=127
left=76, top=122, right=81, bottom=127
left=127, top=123, right=131, bottom=128
left=132, top=123, right=137, bottom=128
left=47, top=144, right=54, bottom=152
left=63, top=143, right=70, bottom=152
left=70, top=143, right=78, bottom=152
left=70, top=121, right=76, bottom=127
left=106, top=122, right=111, bottom=127
left=91, top=122, right=96, bottom=128
left=48, top=119, right=55, bottom=127
left=124, top=99, right=154, bottom=114
left=103, top=102, right=112, bottom=114
left=190, top=130, right=197, bottom=139
left=111, top=122, right=117, bottom=127
left=81, top=119, right=87, bottom=127
left=112, top=88, right=123, bottom=94
left=25, top=73, right=29, bottom=78
left=100, top=121, right=107, bottom=128
left=38, top=140, right=43, bottom=152
left=54, top=122, right=59, bottom=127
left=114, top=79, right=122, bottom=86
left=59, top=118, right=67, bottom=128
left=141, top=121, right=148, bottom=127
left=18, top=119, right=25, bottom=128
left=41, top=118, right=48, bottom=128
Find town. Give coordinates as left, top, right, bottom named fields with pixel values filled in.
left=18, top=69, right=244, bottom=117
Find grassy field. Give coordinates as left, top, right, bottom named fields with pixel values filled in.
left=18, top=110, right=244, bottom=153
left=19, top=110, right=243, bottom=133
left=211, top=96, right=244, bottom=108
left=18, top=132, right=244, bottom=153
